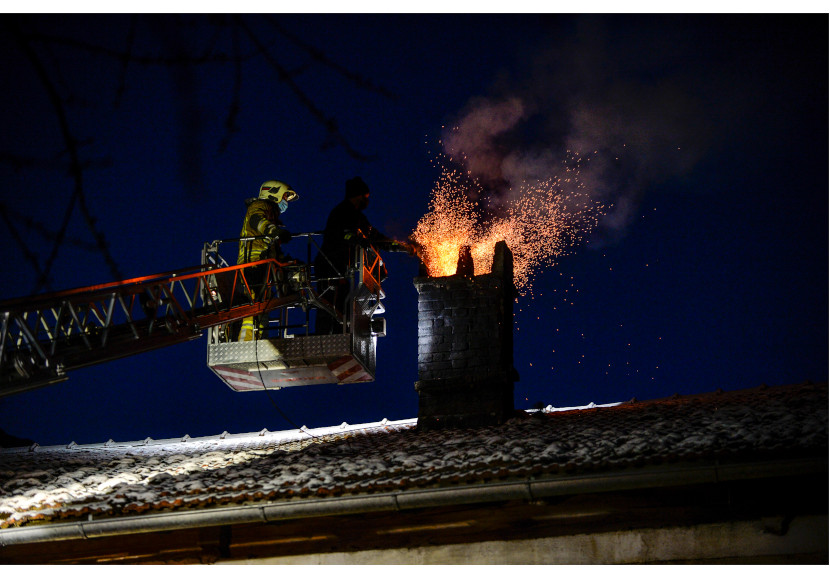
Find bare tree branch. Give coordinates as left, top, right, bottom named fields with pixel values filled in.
left=0, top=201, right=102, bottom=253
left=236, top=15, right=375, bottom=162
left=114, top=15, right=137, bottom=108
left=7, top=20, right=124, bottom=292
left=263, top=15, right=399, bottom=100
left=0, top=204, right=51, bottom=294
left=219, top=22, right=243, bottom=153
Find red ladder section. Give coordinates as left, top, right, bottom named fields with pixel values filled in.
left=0, top=259, right=300, bottom=397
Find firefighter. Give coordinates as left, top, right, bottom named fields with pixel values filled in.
left=314, top=176, right=413, bottom=334
left=237, top=180, right=298, bottom=341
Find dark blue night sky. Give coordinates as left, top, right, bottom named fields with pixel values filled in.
left=1, top=13, right=827, bottom=446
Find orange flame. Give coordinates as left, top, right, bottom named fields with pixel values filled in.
left=413, top=154, right=607, bottom=294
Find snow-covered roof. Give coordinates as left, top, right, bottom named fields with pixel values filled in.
left=0, top=381, right=826, bottom=531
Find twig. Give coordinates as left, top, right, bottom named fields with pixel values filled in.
left=235, top=15, right=375, bottom=162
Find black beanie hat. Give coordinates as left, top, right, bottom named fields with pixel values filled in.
left=345, top=176, right=370, bottom=199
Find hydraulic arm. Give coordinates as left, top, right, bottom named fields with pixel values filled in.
left=0, top=256, right=301, bottom=397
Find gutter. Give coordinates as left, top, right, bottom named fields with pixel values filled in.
left=1, top=455, right=825, bottom=547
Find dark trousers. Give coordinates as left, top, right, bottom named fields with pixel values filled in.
left=314, top=255, right=349, bottom=334
left=316, top=277, right=348, bottom=334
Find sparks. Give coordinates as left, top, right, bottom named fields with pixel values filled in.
left=413, top=153, right=608, bottom=295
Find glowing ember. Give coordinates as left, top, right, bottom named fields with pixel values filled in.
left=413, top=153, right=608, bottom=294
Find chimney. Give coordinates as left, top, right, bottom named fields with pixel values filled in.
left=413, top=241, right=517, bottom=430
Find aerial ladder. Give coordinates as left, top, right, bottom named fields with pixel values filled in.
left=0, top=233, right=387, bottom=398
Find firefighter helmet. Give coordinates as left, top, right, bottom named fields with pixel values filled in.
left=258, top=180, right=298, bottom=204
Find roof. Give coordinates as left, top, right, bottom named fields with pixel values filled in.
left=0, top=381, right=826, bottom=534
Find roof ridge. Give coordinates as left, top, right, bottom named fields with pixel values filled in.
left=4, top=381, right=824, bottom=453
left=0, top=400, right=625, bottom=453
left=0, top=417, right=418, bottom=455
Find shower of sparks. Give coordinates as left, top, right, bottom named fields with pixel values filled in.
left=413, top=152, right=608, bottom=294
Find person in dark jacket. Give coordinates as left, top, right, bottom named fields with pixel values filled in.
left=314, top=176, right=412, bottom=334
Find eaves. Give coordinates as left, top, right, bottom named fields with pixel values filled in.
left=1, top=453, right=825, bottom=548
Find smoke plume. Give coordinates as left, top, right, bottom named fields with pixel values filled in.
left=441, top=17, right=713, bottom=244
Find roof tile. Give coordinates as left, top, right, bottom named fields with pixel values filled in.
left=0, top=382, right=826, bottom=528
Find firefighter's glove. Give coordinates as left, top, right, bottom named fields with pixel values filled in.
left=262, top=224, right=279, bottom=245
left=263, top=224, right=291, bottom=245
left=345, top=231, right=369, bottom=249
left=277, top=228, right=292, bottom=244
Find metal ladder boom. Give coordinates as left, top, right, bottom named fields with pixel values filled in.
left=0, top=258, right=300, bottom=397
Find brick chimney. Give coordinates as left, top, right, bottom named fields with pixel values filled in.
left=413, top=241, right=517, bottom=430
